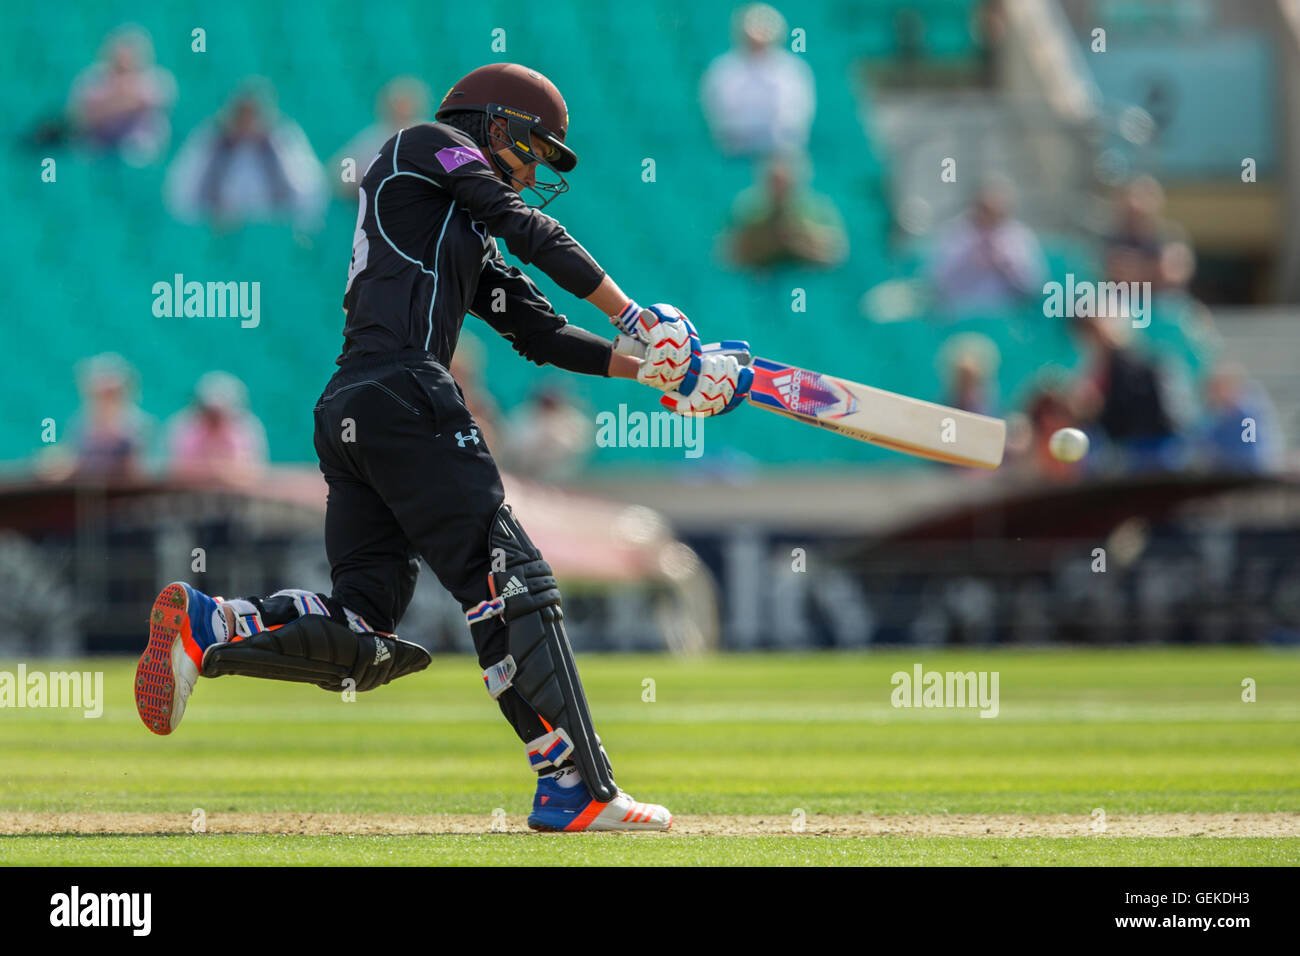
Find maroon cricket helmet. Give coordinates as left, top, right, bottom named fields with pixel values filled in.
left=436, top=63, right=577, bottom=173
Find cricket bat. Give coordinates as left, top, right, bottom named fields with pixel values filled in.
left=614, top=335, right=1006, bottom=469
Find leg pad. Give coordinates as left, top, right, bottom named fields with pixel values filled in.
left=475, top=504, right=618, bottom=801
left=203, top=614, right=429, bottom=692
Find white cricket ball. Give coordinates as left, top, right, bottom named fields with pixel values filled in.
left=1049, top=427, right=1090, bottom=463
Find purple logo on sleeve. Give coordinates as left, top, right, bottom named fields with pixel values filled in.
left=435, top=145, right=488, bottom=172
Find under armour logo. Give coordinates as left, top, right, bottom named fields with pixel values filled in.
left=456, top=429, right=480, bottom=447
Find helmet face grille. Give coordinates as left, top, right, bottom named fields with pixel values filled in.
left=482, top=105, right=570, bottom=209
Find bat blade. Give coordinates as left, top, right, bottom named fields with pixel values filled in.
left=746, top=358, right=1006, bottom=469
left=611, top=335, right=1006, bottom=468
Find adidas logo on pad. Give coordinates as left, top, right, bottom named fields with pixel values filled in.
left=373, top=640, right=391, bottom=664
left=501, top=576, right=528, bottom=599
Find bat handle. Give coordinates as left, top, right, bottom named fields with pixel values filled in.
left=613, top=333, right=647, bottom=359
left=614, top=334, right=754, bottom=366
left=713, top=339, right=754, bottom=366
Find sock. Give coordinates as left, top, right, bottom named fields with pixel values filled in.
left=217, top=598, right=264, bottom=639
left=550, top=765, right=583, bottom=789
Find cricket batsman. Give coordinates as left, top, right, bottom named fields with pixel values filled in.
left=134, top=64, right=752, bottom=832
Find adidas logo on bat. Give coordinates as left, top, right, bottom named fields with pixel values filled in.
left=773, top=372, right=801, bottom=406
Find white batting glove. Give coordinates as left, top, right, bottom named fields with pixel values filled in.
left=611, top=301, right=701, bottom=393
left=661, top=345, right=754, bottom=418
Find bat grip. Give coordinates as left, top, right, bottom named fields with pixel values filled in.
left=613, top=333, right=647, bottom=359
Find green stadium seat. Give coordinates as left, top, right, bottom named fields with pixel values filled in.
left=1, top=0, right=1208, bottom=472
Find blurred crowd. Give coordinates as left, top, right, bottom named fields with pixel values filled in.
left=928, top=170, right=1280, bottom=480
left=55, top=13, right=851, bottom=266
left=38, top=355, right=269, bottom=486
left=943, top=317, right=1281, bottom=481
left=699, top=3, right=1281, bottom=479
left=42, top=341, right=595, bottom=485
left=702, top=4, right=849, bottom=271
left=40, top=23, right=605, bottom=481
left=36, top=8, right=1288, bottom=484
left=48, top=25, right=430, bottom=232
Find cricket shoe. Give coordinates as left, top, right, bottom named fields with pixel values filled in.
left=136, top=582, right=230, bottom=735
left=527, top=769, right=672, bottom=832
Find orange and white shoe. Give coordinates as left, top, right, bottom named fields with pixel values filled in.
left=135, top=582, right=230, bottom=735
left=527, top=767, right=672, bottom=832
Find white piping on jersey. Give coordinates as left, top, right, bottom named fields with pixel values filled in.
left=424, top=205, right=456, bottom=349
left=370, top=128, right=459, bottom=353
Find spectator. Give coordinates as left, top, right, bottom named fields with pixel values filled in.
left=66, top=353, right=154, bottom=481
left=330, top=76, right=431, bottom=199
left=726, top=155, right=847, bottom=269
left=1104, top=175, right=1195, bottom=291
left=940, top=333, right=1000, bottom=417
left=1022, top=383, right=1079, bottom=481
left=1196, top=362, right=1281, bottom=473
left=929, top=175, right=1047, bottom=315
left=165, top=372, right=269, bottom=486
left=1071, top=313, right=1183, bottom=472
left=892, top=6, right=926, bottom=76
left=68, top=25, right=176, bottom=164
left=974, top=0, right=1009, bottom=88
left=165, top=78, right=327, bottom=230
left=701, top=4, right=814, bottom=158
left=502, top=385, right=593, bottom=482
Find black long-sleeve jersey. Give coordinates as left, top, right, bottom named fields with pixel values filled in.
left=339, top=122, right=613, bottom=375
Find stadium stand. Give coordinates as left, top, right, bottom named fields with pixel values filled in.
left=6, top=0, right=1210, bottom=471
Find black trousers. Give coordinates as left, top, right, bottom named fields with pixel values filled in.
left=309, top=350, right=550, bottom=748
left=313, top=350, right=502, bottom=632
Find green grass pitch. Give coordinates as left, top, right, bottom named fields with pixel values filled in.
left=1, top=648, right=1297, bottom=866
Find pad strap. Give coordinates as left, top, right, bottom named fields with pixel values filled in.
left=525, top=729, right=575, bottom=770
left=482, top=655, right=516, bottom=699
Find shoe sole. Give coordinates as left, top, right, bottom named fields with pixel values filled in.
left=528, top=806, right=673, bottom=833
left=527, top=820, right=674, bottom=832
left=136, top=583, right=197, bottom=735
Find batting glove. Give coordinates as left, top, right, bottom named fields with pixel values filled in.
left=661, top=342, right=754, bottom=417
left=611, top=301, right=701, bottom=393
